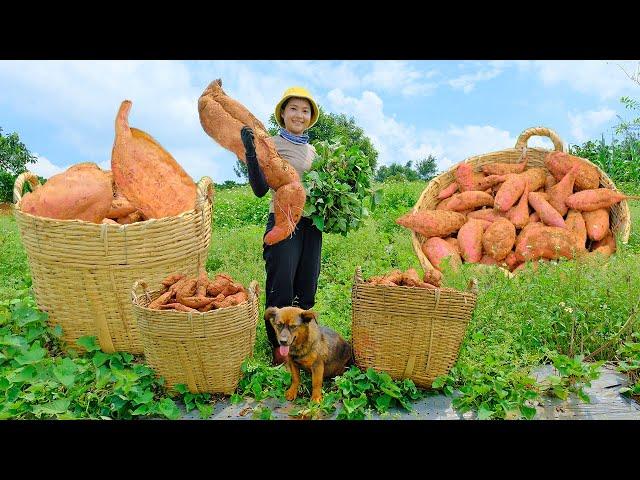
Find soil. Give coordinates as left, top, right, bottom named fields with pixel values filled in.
left=0, top=203, right=13, bottom=216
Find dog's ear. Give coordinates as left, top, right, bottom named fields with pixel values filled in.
left=300, top=310, right=317, bottom=324
left=264, top=307, right=278, bottom=325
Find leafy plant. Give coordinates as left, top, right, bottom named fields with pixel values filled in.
left=302, top=138, right=380, bottom=236
left=174, top=384, right=214, bottom=419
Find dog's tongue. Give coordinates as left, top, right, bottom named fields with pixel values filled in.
left=278, top=346, right=289, bottom=357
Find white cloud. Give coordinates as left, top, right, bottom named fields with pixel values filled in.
left=29, top=154, right=65, bottom=178
left=568, top=108, right=617, bottom=143
left=448, top=65, right=504, bottom=93
left=529, top=60, right=640, bottom=100
left=361, top=61, right=439, bottom=97
left=325, top=88, right=525, bottom=173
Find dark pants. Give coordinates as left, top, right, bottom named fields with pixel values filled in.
left=263, top=213, right=322, bottom=349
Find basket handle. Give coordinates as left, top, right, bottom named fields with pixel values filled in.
left=13, top=171, right=41, bottom=205
left=195, top=176, right=215, bottom=209
left=354, top=266, right=364, bottom=284
left=514, top=127, right=564, bottom=153
left=131, top=280, right=152, bottom=305
left=248, top=280, right=259, bottom=302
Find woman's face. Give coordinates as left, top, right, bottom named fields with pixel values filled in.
left=281, top=97, right=312, bottom=135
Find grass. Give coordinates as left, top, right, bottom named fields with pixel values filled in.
left=1, top=180, right=639, bottom=419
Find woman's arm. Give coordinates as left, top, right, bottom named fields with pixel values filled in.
left=241, top=126, right=269, bottom=197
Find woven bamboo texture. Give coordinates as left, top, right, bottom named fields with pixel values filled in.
left=12, top=172, right=214, bottom=354
left=351, top=267, right=477, bottom=388
left=411, top=126, right=632, bottom=274
left=132, top=280, right=259, bottom=394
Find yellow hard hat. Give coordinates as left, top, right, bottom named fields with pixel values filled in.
left=274, top=86, right=319, bottom=130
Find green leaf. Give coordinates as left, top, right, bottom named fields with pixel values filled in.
left=431, top=376, right=447, bottom=389
left=15, top=343, right=47, bottom=365
left=230, top=393, right=243, bottom=404
left=312, top=215, right=325, bottom=232
left=477, top=403, right=494, bottom=420
left=135, top=390, right=154, bottom=405
left=53, top=358, right=79, bottom=388
left=7, top=365, right=37, bottom=383
left=196, top=402, right=213, bottom=419
left=92, top=352, right=110, bottom=368
left=32, top=398, right=71, bottom=417
left=76, top=336, right=101, bottom=352
left=157, top=398, right=181, bottom=420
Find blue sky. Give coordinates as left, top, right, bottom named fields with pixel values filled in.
left=1, top=60, right=638, bottom=182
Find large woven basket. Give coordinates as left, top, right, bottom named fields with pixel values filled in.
left=12, top=173, right=214, bottom=354
left=412, top=126, right=632, bottom=274
left=131, top=280, right=259, bottom=394
left=351, top=267, right=477, bottom=388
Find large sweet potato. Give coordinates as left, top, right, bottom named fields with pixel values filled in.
left=506, top=180, right=530, bottom=229
left=494, top=174, right=526, bottom=212
left=546, top=164, right=579, bottom=216
left=111, top=100, right=197, bottom=219
left=582, top=208, right=609, bottom=242
left=515, top=225, right=583, bottom=262
left=20, top=163, right=113, bottom=223
left=422, top=237, right=462, bottom=270
left=396, top=210, right=466, bottom=238
left=445, top=191, right=494, bottom=212
left=482, top=218, right=516, bottom=261
left=198, top=79, right=305, bottom=245
left=481, top=159, right=528, bottom=175
left=565, top=188, right=639, bottom=211
left=457, top=219, right=485, bottom=263
left=565, top=209, right=587, bottom=250
left=528, top=192, right=566, bottom=228
left=544, top=151, right=600, bottom=191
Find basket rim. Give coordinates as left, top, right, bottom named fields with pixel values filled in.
left=12, top=172, right=214, bottom=228
left=131, top=279, right=260, bottom=317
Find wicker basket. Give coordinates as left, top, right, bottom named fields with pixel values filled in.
left=12, top=172, right=214, bottom=354
left=351, top=266, right=477, bottom=388
left=412, top=126, right=632, bottom=274
left=131, top=280, right=259, bottom=394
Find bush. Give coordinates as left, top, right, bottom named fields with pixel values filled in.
left=0, top=171, right=16, bottom=203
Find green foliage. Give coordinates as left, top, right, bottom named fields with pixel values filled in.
left=0, top=127, right=37, bottom=176
left=375, top=160, right=435, bottom=183
left=569, top=134, right=640, bottom=185
left=215, top=180, right=244, bottom=191
left=0, top=293, right=188, bottom=419
left=173, top=384, right=214, bottom=419
left=617, top=332, right=640, bottom=400
left=302, top=138, right=380, bottom=236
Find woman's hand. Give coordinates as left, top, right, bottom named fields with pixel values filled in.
left=241, top=126, right=256, bottom=158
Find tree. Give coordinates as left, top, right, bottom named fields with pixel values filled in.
left=374, top=161, right=420, bottom=182
left=415, top=155, right=438, bottom=181
left=233, top=104, right=378, bottom=181
left=1, top=127, right=37, bottom=175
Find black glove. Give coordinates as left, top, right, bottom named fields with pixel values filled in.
left=241, top=126, right=269, bottom=197
left=241, top=126, right=256, bottom=158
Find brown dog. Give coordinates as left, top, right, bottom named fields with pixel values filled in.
left=264, top=306, right=352, bottom=403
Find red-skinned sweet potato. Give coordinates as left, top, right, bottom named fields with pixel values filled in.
left=582, top=208, right=610, bottom=242
left=482, top=218, right=516, bottom=261
left=396, top=210, right=466, bottom=238
left=544, top=151, right=600, bottom=191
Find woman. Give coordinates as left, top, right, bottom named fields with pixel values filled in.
left=240, top=86, right=321, bottom=365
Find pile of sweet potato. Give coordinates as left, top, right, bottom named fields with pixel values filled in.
left=20, top=100, right=196, bottom=224
left=366, top=268, right=441, bottom=289
left=146, top=271, right=250, bottom=313
left=398, top=151, right=637, bottom=275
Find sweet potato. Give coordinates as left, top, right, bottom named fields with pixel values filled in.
left=180, top=295, right=216, bottom=309
left=481, top=158, right=528, bottom=175
left=494, top=174, right=526, bottom=212
left=565, top=210, right=587, bottom=250
left=20, top=163, right=113, bottom=223
left=198, top=79, right=305, bottom=245
left=196, top=270, right=209, bottom=297
left=528, top=192, right=566, bottom=228
left=445, top=191, right=494, bottom=212
left=504, top=251, right=521, bottom=271
left=506, top=181, right=530, bottom=229
left=111, top=100, right=197, bottom=219
left=467, top=208, right=507, bottom=223
left=565, top=188, right=639, bottom=212
left=423, top=269, right=442, bottom=287
left=422, top=237, right=462, bottom=271
left=529, top=211, right=540, bottom=223
left=396, top=210, right=466, bottom=238
left=116, top=210, right=145, bottom=224
left=437, top=182, right=459, bottom=200
left=148, top=291, right=174, bottom=310
left=515, top=225, right=583, bottom=262
left=582, top=208, right=609, bottom=242
left=444, top=237, right=462, bottom=256
left=213, top=290, right=249, bottom=309
left=161, top=273, right=186, bottom=288
left=591, top=230, right=617, bottom=256
left=482, top=218, right=516, bottom=261
left=544, top=151, right=600, bottom=191
left=401, top=268, right=433, bottom=288
left=545, top=174, right=557, bottom=191
left=457, top=219, right=485, bottom=263
left=159, top=303, right=200, bottom=313
left=106, top=192, right=137, bottom=219
left=455, top=163, right=476, bottom=192
left=546, top=164, right=579, bottom=216
left=102, top=218, right=119, bottom=225
left=519, top=168, right=547, bottom=192
left=206, top=273, right=233, bottom=296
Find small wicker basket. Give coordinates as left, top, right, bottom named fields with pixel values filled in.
left=411, top=127, right=632, bottom=274
left=131, top=280, right=260, bottom=394
left=13, top=172, right=214, bottom=354
left=351, top=267, right=477, bottom=388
